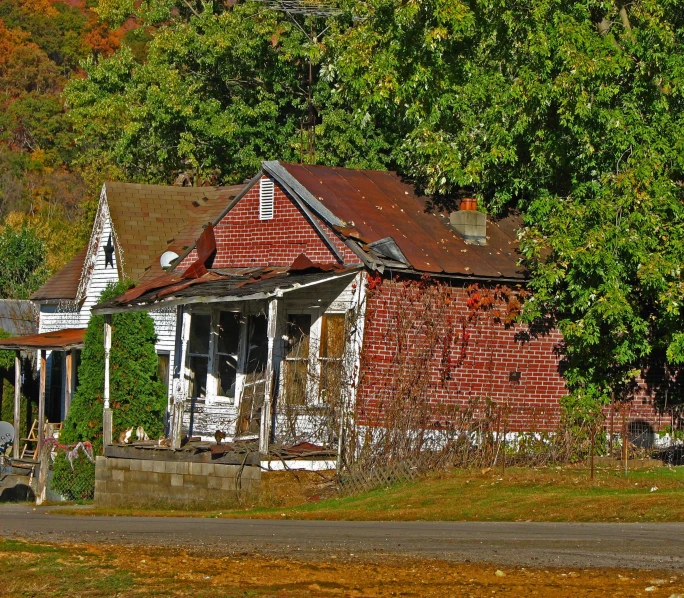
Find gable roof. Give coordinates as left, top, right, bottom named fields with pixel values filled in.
left=105, top=182, right=244, bottom=282
left=267, top=162, right=523, bottom=279
left=31, top=183, right=245, bottom=302
left=30, top=247, right=88, bottom=302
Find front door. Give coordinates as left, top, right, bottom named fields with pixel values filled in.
left=236, top=314, right=268, bottom=436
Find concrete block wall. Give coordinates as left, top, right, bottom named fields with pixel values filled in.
left=94, top=456, right=260, bottom=508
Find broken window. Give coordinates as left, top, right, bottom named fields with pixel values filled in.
left=238, top=314, right=268, bottom=434
left=216, top=311, right=240, bottom=398
left=283, top=313, right=312, bottom=405
left=188, top=314, right=211, bottom=399
left=156, top=352, right=170, bottom=391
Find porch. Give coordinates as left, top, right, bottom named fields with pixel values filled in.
left=0, top=328, right=84, bottom=462
left=94, top=259, right=365, bottom=460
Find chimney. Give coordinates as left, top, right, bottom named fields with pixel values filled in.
left=450, top=198, right=487, bottom=245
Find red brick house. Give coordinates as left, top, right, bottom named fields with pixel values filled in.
left=91, top=160, right=594, bottom=459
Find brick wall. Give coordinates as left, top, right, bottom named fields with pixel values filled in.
left=356, top=276, right=663, bottom=432
left=179, top=177, right=359, bottom=269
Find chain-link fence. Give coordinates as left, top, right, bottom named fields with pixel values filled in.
left=37, top=440, right=95, bottom=503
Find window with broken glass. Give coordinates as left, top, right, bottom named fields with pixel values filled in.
left=188, top=313, right=210, bottom=399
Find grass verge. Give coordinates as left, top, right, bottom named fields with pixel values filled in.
left=64, top=465, right=684, bottom=522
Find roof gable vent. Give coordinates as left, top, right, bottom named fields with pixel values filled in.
left=259, top=177, right=275, bottom=220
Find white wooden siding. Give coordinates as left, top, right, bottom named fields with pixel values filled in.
left=37, top=191, right=177, bottom=403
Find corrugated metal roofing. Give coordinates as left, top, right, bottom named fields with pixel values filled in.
left=278, top=163, right=523, bottom=279
left=0, top=300, right=38, bottom=336
left=0, top=327, right=85, bottom=350
left=95, top=265, right=360, bottom=313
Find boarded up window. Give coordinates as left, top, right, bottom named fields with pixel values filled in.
left=319, top=313, right=346, bottom=404
left=283, top=313, right=312, bottom=405
left=188, top=314, right=210, bottom=399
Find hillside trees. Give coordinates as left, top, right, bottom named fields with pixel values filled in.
left=0, top=0, right=125, bottom=280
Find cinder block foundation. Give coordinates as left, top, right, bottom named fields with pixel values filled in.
left=94, top=456, right=260, bottom=508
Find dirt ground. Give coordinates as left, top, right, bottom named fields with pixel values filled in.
left=1, top=540, right=682, bottom=597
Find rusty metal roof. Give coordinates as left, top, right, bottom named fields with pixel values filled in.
left=94, top=261, right=361, bottom=314
left=270, top=162, right=523, bottom=279
left=0, top=327, right=85, bottom=351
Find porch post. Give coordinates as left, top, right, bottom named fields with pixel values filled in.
left=103, top=314, right=113, bottom=446
left=38, top=349, right=46, bottom=453
left=64, top=350, right=73, bottom=419
left=13, top=351, right=20, bottom=459
left=260, top=296, right=282, bottom=455
left=171, top=307, right=191, bottom=450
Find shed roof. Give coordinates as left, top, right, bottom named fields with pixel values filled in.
left=270, top=162, right=523, bottom=279
left=94, top=263, right=360, bottom=314
left=0, top=328, right=85, bottom=351
left=0, top=300, right=38, bottom=336
left=30, top=247, right=88, bottom=302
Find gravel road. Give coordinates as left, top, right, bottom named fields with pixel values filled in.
left=0, top=505, right=682, bottom=570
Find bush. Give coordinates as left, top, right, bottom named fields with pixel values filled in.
left=53, top=281, right=166, bottom=497
left=50, top=452, right=95, bottom=501
left=59, top=281, right=167, bottom=453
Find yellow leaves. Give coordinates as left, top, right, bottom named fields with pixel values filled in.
left=18, top=0, right=57, bottom=18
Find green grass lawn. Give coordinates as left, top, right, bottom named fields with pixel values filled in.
left=73, top=465, right=684, bottom=522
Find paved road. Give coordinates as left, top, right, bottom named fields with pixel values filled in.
left=0, top=505, right=682, bottom=570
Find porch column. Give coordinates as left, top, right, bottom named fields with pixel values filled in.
left=171, top=307, right=191, bottom=450
left=13, top=351, right=20, bottom=459
left=38, top=349, right=46, bottom=453
left=260, top=297, right=283, bottom=455
left=103, top=314, right=113, bottom=446
left=64, top=350, right=73, bottom=419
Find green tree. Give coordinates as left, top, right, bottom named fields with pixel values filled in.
left=60, top=281, right=167, bottom=451
left=66, top=0, right=391, bottom=185
left=0, top=223, right=47, bottom=298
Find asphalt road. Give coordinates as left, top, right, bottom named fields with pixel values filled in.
left=0, top=505, right=682, bottom=570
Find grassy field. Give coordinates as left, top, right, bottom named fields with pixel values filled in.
left=73, top=465, right=684, bottom=522
left=1, top=538, right=681, bottom=597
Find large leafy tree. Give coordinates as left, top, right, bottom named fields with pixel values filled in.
left=323, top=0, right=684, bottom=411
left=0, top=223, right=47, bottom=298
left=66, top=0, right=391, bottom=185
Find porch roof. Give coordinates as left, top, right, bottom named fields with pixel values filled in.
left=92, top=263, right=361, bottom=314
left=0, top=327, right=85, bottom=351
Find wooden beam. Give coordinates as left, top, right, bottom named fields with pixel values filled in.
left=103, top=314, right=112, bottom=446
left=171, top=308, right=191, bottom=449
left=38, top=349, right=46, bottom=454
left=64, top=350, right=73, bottom=419
left=13, top=351, right=20, bottom=459
left=260, top=297, right=282, bottom=454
